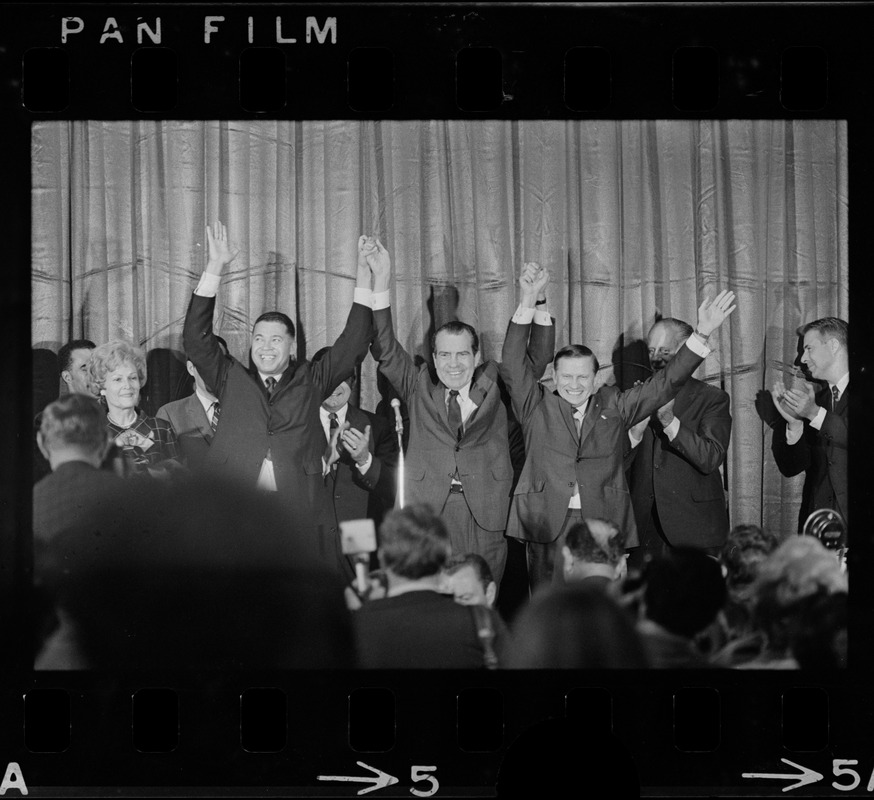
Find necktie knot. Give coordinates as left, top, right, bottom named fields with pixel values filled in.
left=265, top=376, right=277, bottom=396
left=210, top=400, right=221, bottom=433
left=329, top=412, right=339, bottom=432
left=831, top=385, right=840, bottom=409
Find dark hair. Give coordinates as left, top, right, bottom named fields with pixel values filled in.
left=565, top=519, right=625, bottom=566
left=507, top=584, right=649, bottom=669
left=444, top=552, right=494, bottom=588
left=720, top=524, right=781, bottom=593
left=652, top=318, right=694, bottom=342
left=801, top=317, right=848, bottom=349
left=39, top=394, right=109, bottom=454
left=552, top=344, right=599, bottom=373
left=430, top=321, right=479, bottom=356
left=253, top=311, right=296, bottom=339
left=58, top=339, right=96, bottom=375
left=378, top=504, right=450, bottom=579
left=643, top=547, right=726, bottom=638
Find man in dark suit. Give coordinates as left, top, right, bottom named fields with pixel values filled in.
left=365, top=246, right=554, bottom=590
left=771, top=317, right=848, bottom=530
left=34, top=394, right=122, bottom=547
left=182, top=222, right=383, bottom=575
left=156, top=337, right=229, bottom=473
left=312, top=347, right=398, bottom=577
left=502, top=273, right=737, bottom=590
left=625, top=318, right=731, bottom=569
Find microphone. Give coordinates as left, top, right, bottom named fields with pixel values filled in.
left=390, top=397, right=403, bottom=434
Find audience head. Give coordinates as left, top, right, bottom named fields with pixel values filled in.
left=378, top=504, right=450, bottom=581
left=312, top=345, right=358, bottom=412
left=552, top=345, right=599, bottom=408
left=647, top=319, right=693, bottom=371
left=562, top=518, right=627, bottom=582
left=38, top=476, right=353, bottom=669
left=720, top=523, right=781, bottom=600
left=186, top=335, right=227, bottom=399
left=799, top=317, right=849, bottom=384
left=642, top=547, right=727, bottom=638
left=790, top=590, right=847, bottom=669
left=507, top=584, right=649, bottom=668
left=431, top=321, right=480, bottom=390
left=251, top=311, right=296, bottom=377
left=750, top=535, right=847, bottom=654
left=36, top=394, right=111, bottom=469
left=442, top=553, right=496, bottom=607
left=89, top=340, right=147, bottom=416
left=58, top=339, right=97, bottom=396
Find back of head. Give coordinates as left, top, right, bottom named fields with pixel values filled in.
left=379, top=504, right=450, bottom=579
left=46, top=476, right=353, bottom=669
left=565, top=518, right=625, bottom=566
left=720, top=524, right=781, bottom=596
left=643, top=547, right=727, bottom=638
left=444, top=552, right=494, bottom=586
left=38, top=394, right=109, bottom=457
left=507, top=584, right=649, bottom=669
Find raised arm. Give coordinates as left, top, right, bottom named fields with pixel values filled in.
left=365, top=238, right=420, bottom=403
left=499, top=263, right=550, bottom=424
left=182, top=221, right=238, bottom=397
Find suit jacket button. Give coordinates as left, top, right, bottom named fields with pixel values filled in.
left=567, top=481, right=574, bottom=488
left=268, top=430, right=274, bottom=436
left=455, top=445, right=461, bottom=451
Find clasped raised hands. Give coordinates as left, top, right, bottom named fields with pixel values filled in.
left=358, top=235, right=391, bottom=279
left=519, top=261, right=549, bottom=305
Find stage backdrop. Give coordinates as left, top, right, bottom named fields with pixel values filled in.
left=31, top=120, right=848, bottom=537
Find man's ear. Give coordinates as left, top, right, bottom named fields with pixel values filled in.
left=60, top=370, right=72, bottom=388
left=561, top=545, right=574, bottom=574
left=186, top=360, right=196, bottom=377
left=474, top=350, right=483, bottom=366
left=485, top=581, right=497, bottom=608
left=36, top=431, right=50, bottom=461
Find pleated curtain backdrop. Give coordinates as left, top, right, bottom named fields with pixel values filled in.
left=31, top=119, right=848, bottom=537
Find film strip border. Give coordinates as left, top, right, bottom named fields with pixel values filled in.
left=0, top=4, right=866, bottom=119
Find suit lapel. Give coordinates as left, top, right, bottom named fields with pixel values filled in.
left=577, top=394, right=601, bottom=450
left=430, top=378, right=452, bottom=433
left=187, top=394, right=214, bottom=441
left=556, top=394, right=579, bottom=442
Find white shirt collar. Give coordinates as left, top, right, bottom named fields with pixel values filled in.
left=832, top=372, right=849, bottom=398
left=320, top=403, right=348, bottom=430
left=193, top=387, right=217, bottom=416
left=445, top=381, right=473, bottom=402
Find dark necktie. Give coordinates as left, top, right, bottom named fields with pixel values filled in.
left=831, top=385, right=840, bottom=410
left=265, top=376, right=277, bottom=397
left=448, top=389, right=463, bottom=440
left=210, top=400, right=221, bottom=433
left=325, top=412, right=339, bottom=472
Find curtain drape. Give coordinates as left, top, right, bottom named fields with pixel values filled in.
left=31, top=119, right=848, bottom=537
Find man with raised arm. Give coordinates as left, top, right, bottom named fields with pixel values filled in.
left=183, top=222, right=385, bottom=574
left=501, top=283, right=736, bottom=590
left=366, top=244, right=554, bottom=591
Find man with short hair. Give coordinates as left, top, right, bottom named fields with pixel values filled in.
left=561, top=518, right=627, bottom=588
left=442, top=553, right=497, bottom=608
left=58, top=339, right=97, bottom=396
left=183, top=222, right=382, bottom=575
left=771, top=317, right=849, bottom=529
left=353, top=505, right=505, bottom=668
left=312, top=347, right=398, bottom=561
left=626, top=317, right=732, bottom=569
left=33, top=394, right=122, bottom=545
left=502, top=280, right=737, bottom=591
left=156, top=337, right=229, bottom=473
left=366, top=248, right=554, bottom=591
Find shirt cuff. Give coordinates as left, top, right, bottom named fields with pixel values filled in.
left=353, top=287, right=373, bottom=307
left=356, top=453, right=373, bottom=473
left=785, top=421, right=805, bottom=445
left=663, top=416, right=680, bottom=441
left=371, top=290, right=391, bottom=311
left=194, top=272, right=222, bottom=297
left=534, top=308, right=552, bottom=326
left=512, top=304, right=536, bottom=324
left=809, top=407, right=827, bottom=431
left=685, top=335, right=711, bottom=358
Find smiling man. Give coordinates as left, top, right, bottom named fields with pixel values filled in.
left=366, top=245, right=554, bottom=591
left=502, top=284, right=737, bottom=590
left=182, top=222, right=384, bottom=576
left=771, top=317, right=849, bottom=530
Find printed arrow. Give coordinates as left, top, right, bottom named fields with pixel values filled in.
left=742, top=758, right=824, bottom=792
left=317, top=761, right=399, bottom=795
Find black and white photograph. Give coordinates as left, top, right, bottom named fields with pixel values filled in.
left=30, top=118, right=848, bottom=672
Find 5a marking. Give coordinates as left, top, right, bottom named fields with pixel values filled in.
left=742, top=758, right=874, bottom=793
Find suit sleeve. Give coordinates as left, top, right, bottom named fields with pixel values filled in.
left=352, top=413, right=399, bottom=510
left=312, top=301, right=374, bottom=399
left=668, top=391, right=732, bottom=474
left=525, top=319, right=556, bottom=380
left=369, top=306, right=420, bottom=404
left=617, top=343, right=703, bottom=426
left=499, top=320, right=544, bottom=423
left=183, top=293, right=230, bottom=399
left=772, top=419, right=811, bottom=477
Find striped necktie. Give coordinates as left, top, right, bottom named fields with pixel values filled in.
left=210, top=400, right=221, bottom=432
